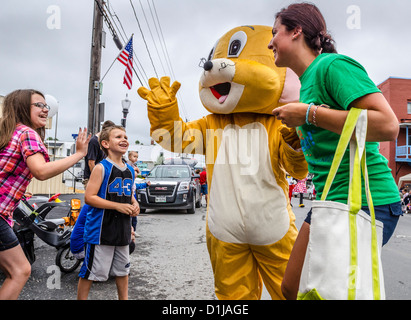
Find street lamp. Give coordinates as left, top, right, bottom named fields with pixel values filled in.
left=121, top=94, right=131, bottom=128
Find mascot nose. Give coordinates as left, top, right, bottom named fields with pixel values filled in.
left=203, top=60, right=213, bottom=71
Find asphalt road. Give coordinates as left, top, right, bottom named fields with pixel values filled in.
left=1, top=194, right=410, bottom=300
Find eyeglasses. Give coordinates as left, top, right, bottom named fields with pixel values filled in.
left=31, top=102, right=51, bottom=111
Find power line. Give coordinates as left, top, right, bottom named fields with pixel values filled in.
left=139, top=0, right=166, bottom=76
left=129, top=0, right=159, bottom=78
left=106, top=1, right=128, bottom=40
left=108, top=0, right=152, bottom=85
left=150, top=0, right=189, bottom=121
left=98, top=1, right=123, bottom=50
left=104, top=1, right=148, bottom=86
left=135, top=0, right=188, bottom=120
left=104, top=0, right=190, bottom=121
left=149, top=0, right=174, bottom=79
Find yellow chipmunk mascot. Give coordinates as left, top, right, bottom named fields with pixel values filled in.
left=138, top=25, right=308, bottom=300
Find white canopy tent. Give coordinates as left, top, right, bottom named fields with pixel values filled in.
left=398, top=173, right=411, bottom=189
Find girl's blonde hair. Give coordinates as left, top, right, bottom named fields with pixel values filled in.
left=0, top=89, right=46, bottom=150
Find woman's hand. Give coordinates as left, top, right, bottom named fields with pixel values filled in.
left=273, top=93, right=399, bottom=142
left=75, top=128, right=91, bottom=157
left=272, top=103, right=308, bottom=127
left=27, top=128, right=91, bottom=181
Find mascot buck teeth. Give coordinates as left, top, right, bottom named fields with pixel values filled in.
left=138, top=25, right=308, bottom=300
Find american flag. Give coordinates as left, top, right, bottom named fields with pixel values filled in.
left=117, top=36, right=133, bottom=90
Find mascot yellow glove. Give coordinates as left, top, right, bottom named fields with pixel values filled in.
left=137, top=76, right=181, bottom=107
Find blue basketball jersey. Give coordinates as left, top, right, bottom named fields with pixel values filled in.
left=83, top=158, right=135, bottom=245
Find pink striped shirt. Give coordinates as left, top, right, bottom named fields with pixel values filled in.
left=0, top=124, right=49, bottom=226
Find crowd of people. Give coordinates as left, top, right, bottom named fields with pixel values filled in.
left=0, top=2, right=404, bottom=300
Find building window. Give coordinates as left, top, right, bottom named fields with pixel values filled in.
left=408, top=101, right=411, bottom=114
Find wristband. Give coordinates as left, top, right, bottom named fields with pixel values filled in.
left=306, top=103, right=314, bottom=125
left=312, top=104, right=330, bottom=126
left=312, top=105, right=320, bottom=126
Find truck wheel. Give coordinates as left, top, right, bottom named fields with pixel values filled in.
left=195, top=195, right=201, bottom=208
left=187, top=195, right=196, bottom=214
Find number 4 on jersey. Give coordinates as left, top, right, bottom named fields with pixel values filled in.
left=109, top=178, right=133, bottom=196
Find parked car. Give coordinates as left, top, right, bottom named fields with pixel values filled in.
left=136, top=164, right=201, bottom=214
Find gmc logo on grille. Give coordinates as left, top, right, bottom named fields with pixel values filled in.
left=155, top=187, right=167, bottom=191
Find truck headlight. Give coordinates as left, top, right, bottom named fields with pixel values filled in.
left=178, top=182, right=189, bottom=191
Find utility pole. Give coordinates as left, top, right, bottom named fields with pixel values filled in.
left=87, top=0, right=104, bottom=135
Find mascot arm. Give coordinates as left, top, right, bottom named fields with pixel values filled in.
left=138, top=77, right=207, bottom=155
left=278, top=125, right=308, bottom=180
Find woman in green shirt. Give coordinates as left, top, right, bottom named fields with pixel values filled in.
left=268, top=2, right=402, bottom=299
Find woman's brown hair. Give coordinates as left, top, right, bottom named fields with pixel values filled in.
left=276, top=2, right=337, bottom=54
left=0, top=89, right=46, bottom=150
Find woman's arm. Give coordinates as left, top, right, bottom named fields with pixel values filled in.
left=272, top=92, right=399, bottom=142
left=26, top=128, right=91, bottom=181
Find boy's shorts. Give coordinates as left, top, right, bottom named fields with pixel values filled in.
left=79, top=243, right=130, bottom=281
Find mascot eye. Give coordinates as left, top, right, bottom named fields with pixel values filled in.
left=229, top=40, right=241, bottom=56
left=227, top=31, right=247, bottom=58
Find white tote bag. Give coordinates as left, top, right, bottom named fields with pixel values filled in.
left=298, top=108, right=385, bottom=300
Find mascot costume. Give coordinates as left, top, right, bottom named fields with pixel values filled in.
left=138, top=25, right=308, bottom=300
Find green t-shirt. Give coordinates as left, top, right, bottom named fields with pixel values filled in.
left=298, top=53, right=400, bottom=206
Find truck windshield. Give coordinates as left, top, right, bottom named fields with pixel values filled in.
left=148, top=166, right=190, bottom=178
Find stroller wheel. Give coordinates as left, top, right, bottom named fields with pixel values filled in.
left=56, top=246, right=81, bottom=273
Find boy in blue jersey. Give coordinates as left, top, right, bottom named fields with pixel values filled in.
left=77, top=125, right=139, bottom=300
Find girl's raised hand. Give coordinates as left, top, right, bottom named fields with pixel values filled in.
left=75, top=128, right=91, bottom=157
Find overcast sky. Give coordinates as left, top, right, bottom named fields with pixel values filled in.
left=0, top=0, right=410, bottom=144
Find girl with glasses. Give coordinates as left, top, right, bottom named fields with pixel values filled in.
left=0, top=89, right=90, bottom=299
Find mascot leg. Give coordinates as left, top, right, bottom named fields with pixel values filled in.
left=206, top=228, right=263, bottom=300
left=251, top=221, right=298, bottom=300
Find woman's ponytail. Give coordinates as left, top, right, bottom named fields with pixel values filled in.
left=276, top=3, right=337, bottom=54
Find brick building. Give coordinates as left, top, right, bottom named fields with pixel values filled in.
left=378, top=77, right=411, bottom=187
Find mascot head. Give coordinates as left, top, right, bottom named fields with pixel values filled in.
left=199, top=25, right=300, bottom=115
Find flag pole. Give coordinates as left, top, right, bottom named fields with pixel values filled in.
left=100, top=34, right=134, bottom=83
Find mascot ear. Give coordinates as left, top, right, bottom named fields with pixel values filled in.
left=279, top=69, right=301, bottom=104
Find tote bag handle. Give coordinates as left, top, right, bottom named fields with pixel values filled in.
left=321, top=107, right=362, bottom=201
left=320, top=107, right=381, bottom=299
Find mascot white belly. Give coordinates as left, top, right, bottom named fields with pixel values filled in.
left=208, top=122, right=289, bottom=246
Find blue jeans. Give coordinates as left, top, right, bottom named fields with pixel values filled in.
left=304, top=201, right=402, bottom=246
left=0, top=217, right=19, bottom=251
left=131, top=216, right=137, bottom=232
